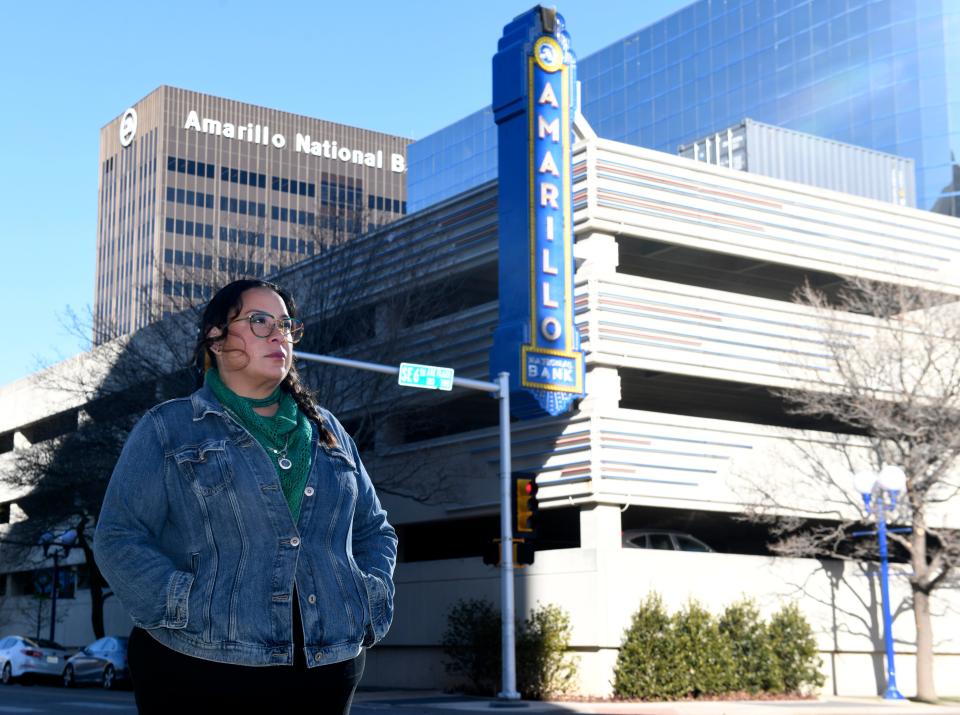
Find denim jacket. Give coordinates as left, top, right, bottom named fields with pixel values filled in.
left=93, top=385, right=397, bottom=668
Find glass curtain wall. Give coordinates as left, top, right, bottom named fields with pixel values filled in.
left=408, top=0, right=960, bottom=216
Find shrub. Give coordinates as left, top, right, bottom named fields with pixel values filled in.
left=441, top=598, right=578, bottom=699
left=517, top=602, right=578, bottom=699
left=767, top=602, right=825, bottom=694
left=672, top=599, right=736, bottom=697
left=718, top=599, right=782, bottom=693
left=441, top=598, right=501, bottom=695
left=613, top=593, right=686, bottom=699
left=615, top=593, right=824, bottom=700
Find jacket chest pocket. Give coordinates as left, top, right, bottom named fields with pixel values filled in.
left=174, top=441, right=232, bottom=496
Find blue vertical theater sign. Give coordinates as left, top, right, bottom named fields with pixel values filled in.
left=491, top=6, right=585, bottom=419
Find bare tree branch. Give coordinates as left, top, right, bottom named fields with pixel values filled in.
left=2, top=203, right=467, bottom=639
left=742, top=277, right=960, bottom=702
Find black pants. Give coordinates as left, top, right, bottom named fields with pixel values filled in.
left=128, top=601, right=365, bottom=714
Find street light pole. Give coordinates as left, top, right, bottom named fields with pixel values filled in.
left=292, top=351, right=521, bottom=700
left=39, top=529, right=77, bottom=644
left=49, top=550, right=61, bottom=643
left=496, top=371, right=519, bottom=701
left=874, top=502, right=902, bottom=700
left=852, top=466, right=906, bottom=700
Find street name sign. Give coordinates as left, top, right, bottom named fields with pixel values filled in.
left=398, top=362, right=454, bottom=391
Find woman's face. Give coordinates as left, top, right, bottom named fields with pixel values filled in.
left=210, top=288, right=295, bottom=392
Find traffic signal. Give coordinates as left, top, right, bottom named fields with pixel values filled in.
left=482, top=540, right=501, bottom=566
left=515, top=539, right=535, bottom=566
left=481, top=538, right=535, bottom=567
left=513, top=475, right=538, bottom=536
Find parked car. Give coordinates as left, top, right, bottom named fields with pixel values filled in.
left=621, top=529, right=715, bottom=552
left=62, top=636, right=129, bottom=689
left=0, top=635, right=68, bottom=684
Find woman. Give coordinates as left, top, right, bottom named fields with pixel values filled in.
left=94, top=279, right=397, bottom=713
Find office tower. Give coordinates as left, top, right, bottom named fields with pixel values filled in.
left=96, top=86, right=410, bottom=338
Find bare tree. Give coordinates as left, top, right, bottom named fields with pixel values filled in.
left=0, top=592, right=70, bottom=641
left=746, top=277, right=960, bottom=702
left=2, top=207, right=463, bottom=637
left=276, top=209, right=466, bottom=502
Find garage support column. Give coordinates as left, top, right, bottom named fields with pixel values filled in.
left=580, top=367, right=620, bottom=414
left=579, top=502, right=623, bottom=553
left=574, top=232, right=618, bottom=280
left=578, top=501, right=625, bottom=691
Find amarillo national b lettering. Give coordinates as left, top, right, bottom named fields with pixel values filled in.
left=532, top=50, right=565, bottom=346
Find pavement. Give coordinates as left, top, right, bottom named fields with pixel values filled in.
left=2, top=683, right=957, bottom=715
left=351, top=690, right=960, bottom=715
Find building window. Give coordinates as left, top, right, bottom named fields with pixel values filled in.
left=221, top=165, right=266, bottom=188
left=167, top=155, right=214, bottom=178
left=271, top=176, right=316, bottom=197
left=164, top=218, right=214, bottom=239
left=220, top=228, right=264, bottom=247
left=167, top=188, right=214, bottom=208
left=270, top=207, right=315, bottom=225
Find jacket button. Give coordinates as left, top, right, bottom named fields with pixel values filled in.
left=308, top=594, right=317, bottom=604
left=304, top=486, right=315, bottom=497
left=290, top=537, right=301, bottom=547
left=315, top=653, right=322, bottom=662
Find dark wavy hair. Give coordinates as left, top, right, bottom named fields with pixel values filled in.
left=192, top=279, right=336, bottom=447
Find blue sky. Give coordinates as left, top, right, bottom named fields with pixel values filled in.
left=0, top=0, right=689, bottom=386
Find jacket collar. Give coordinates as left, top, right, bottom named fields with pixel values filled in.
left=190, top=384, right=228, bottom=421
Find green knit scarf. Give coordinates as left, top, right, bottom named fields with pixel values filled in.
left=205, top=369, right=313, bottom=521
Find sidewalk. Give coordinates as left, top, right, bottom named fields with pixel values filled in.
left=353, top=690, right=960, bottom=715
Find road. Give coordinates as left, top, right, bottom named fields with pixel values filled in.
left=0, top=681, right=135, bottom=712
left=3, top=684, right=960, bottom=715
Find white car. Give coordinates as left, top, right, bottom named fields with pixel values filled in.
left=0, top=635, right=68, bottom=684
left=621, top=529, right=715, bottom=552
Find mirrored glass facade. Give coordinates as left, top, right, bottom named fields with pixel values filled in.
left=408, top=0, right=960, bottom=217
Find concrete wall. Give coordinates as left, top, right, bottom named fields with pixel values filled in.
left=7, top=540, right=957, bottom=698
left=0, top=590, right=125, bottom=649
left=366, top=533, right=960, bottom=698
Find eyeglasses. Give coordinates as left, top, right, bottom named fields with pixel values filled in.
left=230, top=312, right=304, bottom=343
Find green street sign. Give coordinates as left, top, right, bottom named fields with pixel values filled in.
left=398, top=362, right=454, bottom=391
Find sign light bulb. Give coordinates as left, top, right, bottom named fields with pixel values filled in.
left=852, top=470, right=877, bottom=495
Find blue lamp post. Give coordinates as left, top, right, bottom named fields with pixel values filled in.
left=852, top=465, right=906, bottom=700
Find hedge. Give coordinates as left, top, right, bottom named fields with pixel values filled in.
left=614, top=594, right=824, bottom=699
